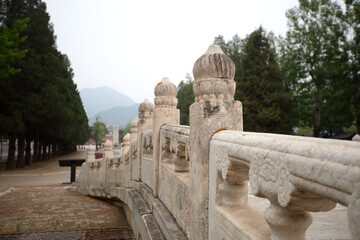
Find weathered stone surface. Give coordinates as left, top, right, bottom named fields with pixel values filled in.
left=113, top=125, right=119, bottom=146
left=133, top=100, right=154, bottom=181
left=73, top=44, right=359, bottom=240
left=152, top=199, right=187, bottom=240
left=153, top=78, right=180, bottom=197
left=154, top=77, right=178, bottom=109
left=353, top=134, right=360, bottom=141
left=190, top=44, right=243, bottom=240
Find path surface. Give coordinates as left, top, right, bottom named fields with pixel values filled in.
left=0, top=151, right=133, bottom=239
left=0, top=151, right=86, bottom=192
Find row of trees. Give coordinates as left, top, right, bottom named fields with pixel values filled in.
left=0, top=0, right=89, bottom=170
left=178, top=0, right=359, bottom=137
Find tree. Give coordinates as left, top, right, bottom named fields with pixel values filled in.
left=343, top=0, right=360, bottom=134
left=238, top=27, right=293, bottom=133
left=0, top=18, right=28, bottom=79
left=283, top=0, right=348, bottom=136
left=92, top=115, right=105, bottom=151
left=1, top=0, right=89, bottom=169
left=177, top=73, right=194, bottom=125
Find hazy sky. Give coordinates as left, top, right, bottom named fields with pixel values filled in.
left=43, top=0, right=300, bottom=103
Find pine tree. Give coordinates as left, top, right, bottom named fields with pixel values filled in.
left=238, top=27, right=293, bottom=133
left=177, top=73, right=194, bottom=125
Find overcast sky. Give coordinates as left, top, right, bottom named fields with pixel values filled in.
left=43, top=0, right=300, bottom=103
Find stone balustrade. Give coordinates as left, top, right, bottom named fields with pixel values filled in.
left=141, top=130, right=154, bottom=190
left=209, top=131, right=360, bottom=239
left=160, top=124, right=190, bottom=172
left=73, top=44, right=359, bottom=240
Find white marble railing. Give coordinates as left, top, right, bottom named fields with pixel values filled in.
left=106, top=155, right=122, bottom=184
left=74, top=45, right=360, bottom=240
left=158, top=124, right=191, bottom=236
left=209, top=130, right=360, bottom=240
left=141, top=130, right=154, bottom=190
left=160, top=124, right=190, bottom=172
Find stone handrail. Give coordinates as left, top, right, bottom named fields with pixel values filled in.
left=107, top=155, right=122, bottom=167
left=209, top=130, right=360, bottom=239
left=74, top=44, right=359, bottom=240
left=160, top=124, right=190, bottom=172
left=141, top=130, right=154, bottom=189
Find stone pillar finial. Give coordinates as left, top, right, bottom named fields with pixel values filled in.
left=133, top=100, right=154, bottom=181
left=189, top=44, right=242, bottom=240
left=86, top=145, right=96, bottom=183
left=138, top=99, right=154, bottom=122
left=154, top=77, right=178, bottom=109
left=86, top=145, right=96, bottom=162
left=193, top=44, right=236, bottom=102
left=152, top=78, right=180, bottom=197
left=130, top=117, right=139, bottom=144
left=102, top=140, right=113, bottom=183
left=123, top=133, right=130, bottom=154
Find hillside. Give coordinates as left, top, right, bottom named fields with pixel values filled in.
left=88, top=104, right=139, bottom=128
left=80, top=87, right=136, bottom=118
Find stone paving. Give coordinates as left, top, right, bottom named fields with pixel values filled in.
left=0, top=150, right=134, bottom=239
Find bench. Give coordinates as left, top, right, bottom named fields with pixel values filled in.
left=58, top=158, right=85, bottom=183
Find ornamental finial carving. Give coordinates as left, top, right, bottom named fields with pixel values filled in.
left=130, top=117, right=139, bottom=133
left=138, top=99, right=154, bottom=120
left=154, top=77, right=178, bottom=108
left=192, top=44, right=236, bottom=101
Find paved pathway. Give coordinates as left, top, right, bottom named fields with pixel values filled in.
left=0, top=151, right=133, bottom=239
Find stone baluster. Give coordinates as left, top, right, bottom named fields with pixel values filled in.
left=173, top=143, right=188, bottom=172
left=189, top=45, right=243, bottom=239
left=86, top=145, right=96, bottom=184
left=132, top=100, right=154, bottom=181
left=102, top=140, right=113, bottom=183
left=153, top=77, right=180, bottom=197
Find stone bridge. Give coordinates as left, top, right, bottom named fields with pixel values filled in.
left=73, top=45, right=360, bottom=240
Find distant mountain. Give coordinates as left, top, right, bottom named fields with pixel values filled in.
left=88, top=104, right=139, bottom=129
left=80, top=87, right=136, bottom=118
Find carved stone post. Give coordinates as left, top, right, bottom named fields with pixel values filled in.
left=132, top=100, right=154, bottom=181
left=189, top=45, right=243, bottom=239
left=102, top=140, right=113, bottom=183
left=123, top=133, right=130, bottom=154
left=86, top=145, right=96, bottom=184
left=129, top=117, right=138, bottom=181
left=130, top=117, right=138, bottom=144
left=122, top=133, right=131, bottom=183
left=153, top=77, right=180, bottom=197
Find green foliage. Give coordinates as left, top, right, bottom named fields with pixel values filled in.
left=177, top=73, right=194, bottom=125
left=0, top=18, right=28, bottom=78
left=92, top=115, right=105, bottom=149
left=282, top=0, right=350, bottom=136
left=214, top=28, right=293, bottom=134
left=122, top=122, right=131, bottom=135
left=1, top=0, right=89, bottom=169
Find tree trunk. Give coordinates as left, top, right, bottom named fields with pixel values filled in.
left=33, top=133, right=38, bottom=163
left=6, top=134, right=16, bottom=170
left=52, top=143, right=56, bottom=158
left=42, top=142, right=47, bottom=161
left=47, top=143, right=51, bottom=159
left=314, top=86, right=322, bottom=137
left=37, top=137, right=42, bottom=162
left=16, top=134, right=25, bottom=168
left=24, top=133, right=32, bottom=166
